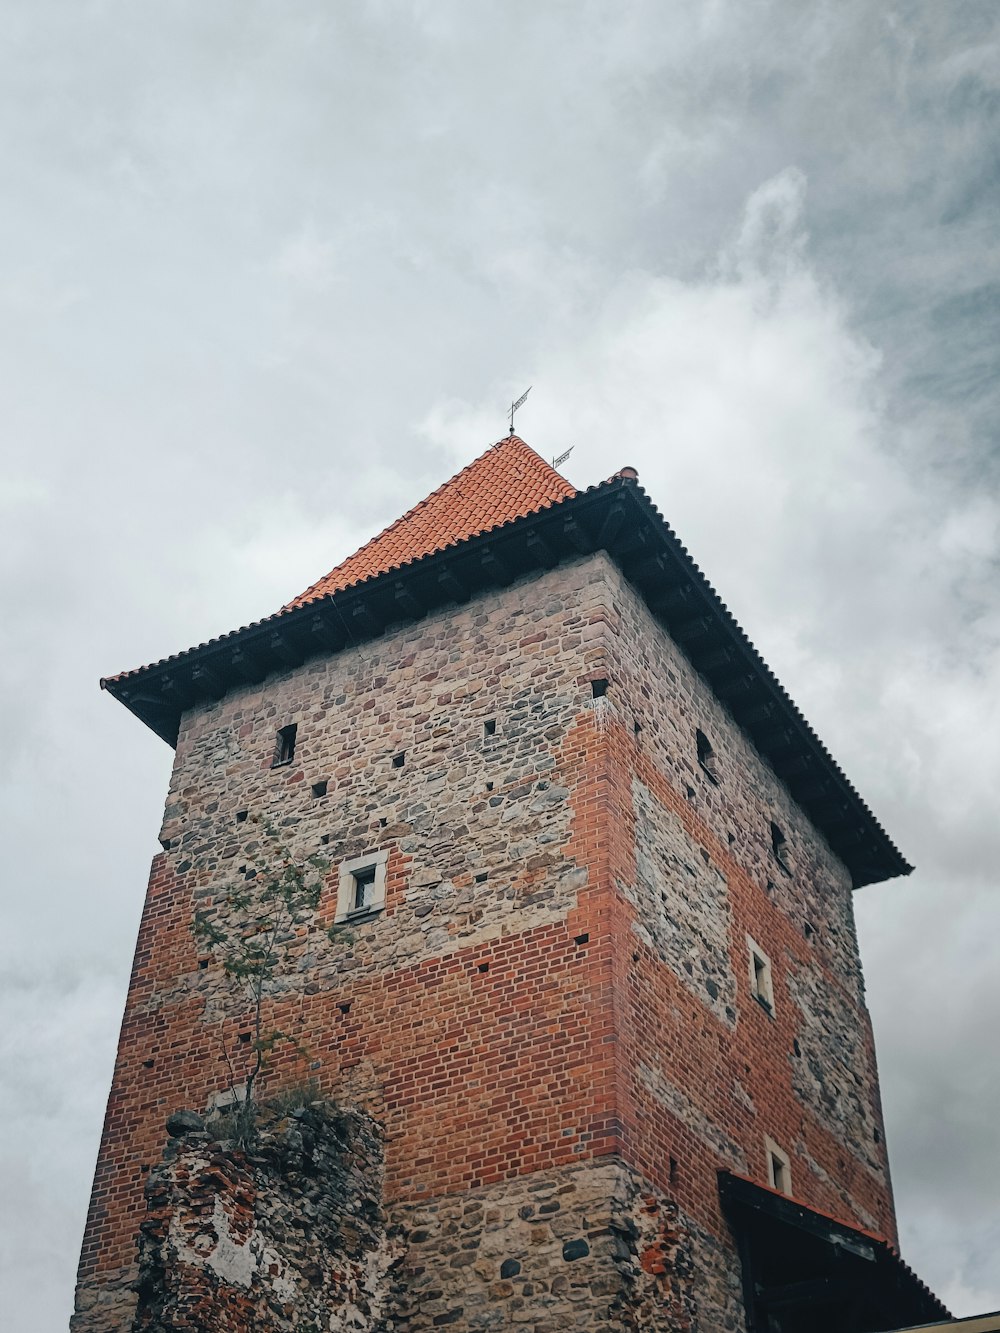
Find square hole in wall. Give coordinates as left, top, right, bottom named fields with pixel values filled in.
left=312, top=780, right=328, bottom=798
left=591, top=678, right=609, bottom=699
left=392, top=752, right=405, bottom=769
left=484, top=718, right=497, bottom=737
left=235, top=810, right=248, bottom=824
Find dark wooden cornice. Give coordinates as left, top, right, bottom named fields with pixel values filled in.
left=101, top=474, right=911, bottom=888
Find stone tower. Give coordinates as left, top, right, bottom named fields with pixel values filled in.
left=74, top=436, right=948, bottom=1331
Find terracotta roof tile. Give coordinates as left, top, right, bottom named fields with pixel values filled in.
left=284, top=435, right=575, bottom=610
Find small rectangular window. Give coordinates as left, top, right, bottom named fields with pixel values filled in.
left=484, top=718, right=497, bottom=737
left=765, top=1137, right=792, bottom=1196
left=351, top=864, right=377, bottom=913
left=748, top=936, right=775, bottom=1014
left=770, top=820, right=792, bottom=874
left=335, top=850, right=389, bottom=922
left=273, top=724, right=297, bottom=767
left=696, top=728, right=718, bottom=782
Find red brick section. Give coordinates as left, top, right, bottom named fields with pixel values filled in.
left=74, top=713, right=618, bottom=1296
left=602, top=707, right=899, bottom=1250
left=283, top=434, right=576, bottom=610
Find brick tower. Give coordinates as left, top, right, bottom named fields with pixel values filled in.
left=74, top=436, right=948, bottom=1331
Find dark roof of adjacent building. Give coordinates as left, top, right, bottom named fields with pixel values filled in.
left=888, top=1315, right=1000, bottom=1332
left=720, top=1171, right=951, bottom=1329
left=101, top=434, right=912, bottom=888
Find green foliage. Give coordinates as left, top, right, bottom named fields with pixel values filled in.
left=192, top=813, right=327, bottom=1146
left=266, top=1079, right=322, bottom=1118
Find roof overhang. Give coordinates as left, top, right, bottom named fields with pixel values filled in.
left=887, top=1317, right=1000, bottom=1332
left=102, top=474, right=911, bottom=888
left=720, top=1171, right=950, bottom=1331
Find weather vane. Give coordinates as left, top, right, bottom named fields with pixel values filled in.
left=508, top=385, right=531, bottom=436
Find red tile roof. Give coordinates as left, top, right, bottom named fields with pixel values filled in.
left=284, top=435, right=576, bottom=610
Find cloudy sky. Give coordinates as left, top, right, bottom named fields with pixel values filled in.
left=2, top=3, right=998, bottom=1327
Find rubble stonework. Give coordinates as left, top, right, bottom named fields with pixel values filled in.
left=132, top=1129, right=731, bottom=1333
left=75, top=539, right=897, bottom=1330
left=386, top=1159, right=729, bottom=1333
left=131, top=1104, right=393, bottom=1332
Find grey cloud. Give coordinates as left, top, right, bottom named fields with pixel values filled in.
left=2, top=2, right=998, bottom=1326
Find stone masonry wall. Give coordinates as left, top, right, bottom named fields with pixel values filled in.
left=386, top=1158, right=745, bottom=1332
left=130, top=1108, right=741, bottom=1333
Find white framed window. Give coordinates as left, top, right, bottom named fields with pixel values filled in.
left=765, top=1136, right=792, bottom=1196
left=335, top=849, right=389, bottom=922
left=747, top=936, right=775, bottom=1014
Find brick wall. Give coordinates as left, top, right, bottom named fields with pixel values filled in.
left=74, top=551, right=896, bottom=1331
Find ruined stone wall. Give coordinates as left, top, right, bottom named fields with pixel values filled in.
left=131, top=1104, right=392, bottom=1332
left=594, top=554, right=896, bottom=1258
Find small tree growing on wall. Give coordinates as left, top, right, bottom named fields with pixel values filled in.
left=192, top=814, right=327, bottom=1146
